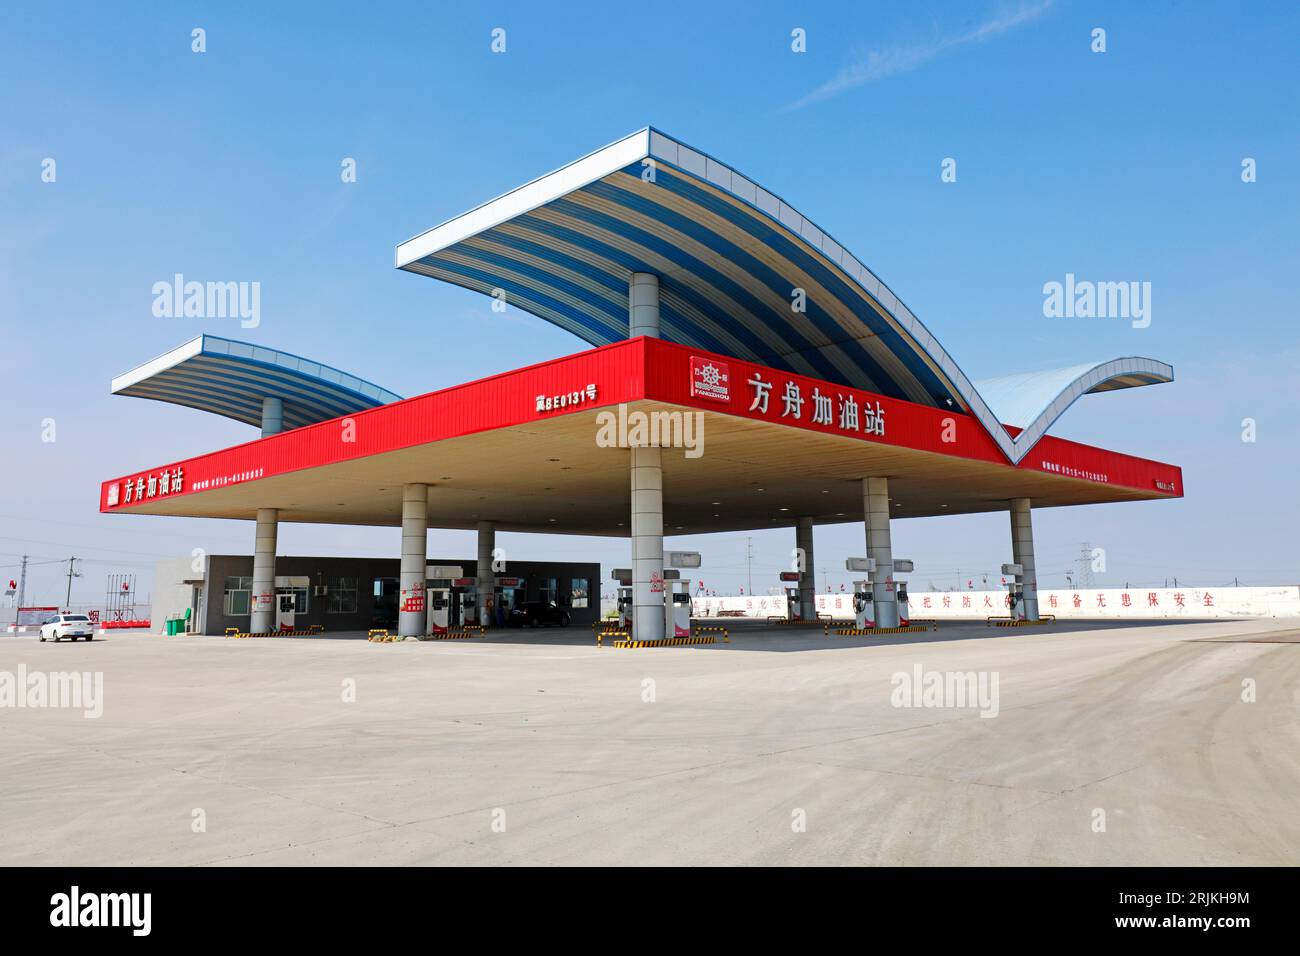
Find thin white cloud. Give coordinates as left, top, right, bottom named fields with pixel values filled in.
left=785, top=0, right=1055, bottom=111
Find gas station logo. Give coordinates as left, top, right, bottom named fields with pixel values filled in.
left=690, top=356, right=731, bottom=403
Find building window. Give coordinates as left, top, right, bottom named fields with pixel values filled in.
left=570, top=578, right=589, bottom=608
left=540, top=577, right=558, bottom=605
left=329, top=578, right=358, bottom=614
left=223, top=576, right=252, bottom=616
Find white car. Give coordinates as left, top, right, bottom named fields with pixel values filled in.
left=39, top=614, right=96, bottom=642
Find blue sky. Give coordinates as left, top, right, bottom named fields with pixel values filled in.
left=2, top=1, right=1298, bottom=606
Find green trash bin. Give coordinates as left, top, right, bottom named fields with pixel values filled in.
left=167, top=617, right=179, bottom=636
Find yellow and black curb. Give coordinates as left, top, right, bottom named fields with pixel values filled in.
left=226, top=625, right=325, bottom=639
left=611, top=635, right=717, bottom=648
left=691, top=625, right=730, bottom=643
left=368, top=626, right=491, bottom=643
left=833, top=624, right=933, bottom=636
left=596, top=628, right=629, bottom=647
left=986, top=615, right=1056, bottom=627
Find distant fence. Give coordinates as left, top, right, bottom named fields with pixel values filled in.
left=1, top=602, right=148, bottom=628
left=910, top=586, right=1300, bottom=620
left=692, top=587, right=1300, bottom=621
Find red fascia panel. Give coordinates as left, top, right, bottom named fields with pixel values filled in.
left=100, top=338, right=649, bottom=512
left=101, top=336, right=1183, bottom=513
left=640, top=338, right=1184, bottom=498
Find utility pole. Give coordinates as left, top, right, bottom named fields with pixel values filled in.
left=64, top=556, right=81, bottom=608
left=745, top=537, right=753, bottom=596
left=14, top=555, right=28, bottom=620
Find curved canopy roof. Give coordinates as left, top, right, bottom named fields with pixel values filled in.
left=975, top=357, right=1173, bottom=452
left=396, top=128, right=1172, bottom=463
left=111, top=335, right=402, bottom=430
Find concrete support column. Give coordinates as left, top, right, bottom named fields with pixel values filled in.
left=629, top=273, right=660, bottom=338
left=1010, top=498, right=1040, bottom=621
left=398, top=484, right=428, bottom=637
left=250, top=508, right=278, bottom=633
left=863, top=478, right=898, bottom=628
left=796, top=517, right=816, bottom=621
left=477, top=521, right=496, bottom=628
left=260, top=397, right=284, bottom=437
left=631, top=446, right=665, bottom=642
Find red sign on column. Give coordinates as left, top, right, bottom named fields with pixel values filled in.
left=401, top=589, right=425, bottom=613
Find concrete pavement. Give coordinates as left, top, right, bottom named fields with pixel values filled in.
left=1, top=618, right=1296, bottom=865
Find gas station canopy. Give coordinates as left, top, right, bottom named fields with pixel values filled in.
left=396, top=127, right=1171, bottom=464
left=101, top=129, right=1182, bottom=539
left=99, top=337, right=1182, bottom=535
left=110, top=334, right=402, bottom=430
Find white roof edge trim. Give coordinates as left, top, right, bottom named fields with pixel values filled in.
left=111, top=336, right=204, bottom=393
left=394, top=128, right=652, bottom=267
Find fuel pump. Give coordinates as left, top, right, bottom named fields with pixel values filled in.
left=779, top=571, right=801, bottom=620
left=665, top=577, right=692, bottom=638
left=275, top=592, right=296, bottom=631
left=892, top=559, right=914, bottom=626
left=852, top=579, right=874, bottom=629
left=663, top=552, right=701, bottom=639
left=1001, top=563, right=1025, bottom=620
left=611, top=569, right=633, bottom=629
left=614, top=587, right=631, bottom=627
left=426, top=565, right=463, bottom=634
left=844, top=558, right=877, bottom=628
left=426, top=586, right=451, bottom=632
left=1008, top=582, right=1025, bottom=619
left=272, top=575, right=308, bottom=631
